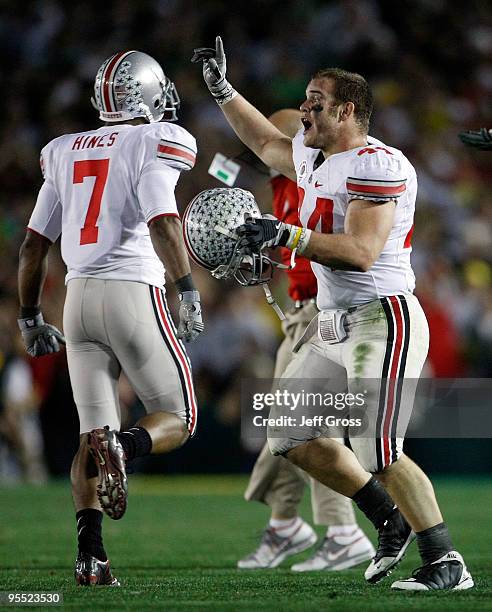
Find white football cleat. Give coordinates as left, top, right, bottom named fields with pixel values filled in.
left=391, top=550, right=474, bottom=591
left=291, top=528, right=375, bottom=572
left=237, top=520, right=317, bottom=569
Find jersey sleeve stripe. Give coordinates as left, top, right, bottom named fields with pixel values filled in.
left=157, top=144, right=196, bottom=168
left=158, top=143, right=196, bottom=161
left=347, top=177, right=407, bottom=186
left=157, top=144, right=196, bottom=162
left=347, top=180, right=407, bottom=197
left=159, top=138, right=196, bottom=154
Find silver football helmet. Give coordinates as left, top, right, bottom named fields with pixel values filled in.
left=183, top=188, right=280, bottom=286
left=92, top=50, right=180, bottom=123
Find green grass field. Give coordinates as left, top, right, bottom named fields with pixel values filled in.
left=0, top=475, right=490, bottom=611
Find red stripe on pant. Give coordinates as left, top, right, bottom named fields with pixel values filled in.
left=154, top=288, right=197, bottom=435
left=382, top=296, right=405, bottom=466
left=158, top=290, right=193, bottom=370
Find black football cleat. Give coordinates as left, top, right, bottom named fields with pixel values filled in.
left=75, top=552, right=120, bottom=586
left=364, top=507, right=415, bottom=583
left=392, top=550, right=474, bottom=590
left=88, top=426, right=128, bottom=520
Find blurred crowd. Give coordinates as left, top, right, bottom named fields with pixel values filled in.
left=0, top=0, right=491, bottom=481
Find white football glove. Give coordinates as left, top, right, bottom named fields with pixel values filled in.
left=177, top=290, right=204, bottom=342
left=191, top=36, right=237, bottom=105
left=18, top=313, right=65, bottom=357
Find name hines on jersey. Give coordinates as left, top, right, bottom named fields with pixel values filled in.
left=72, top=132, right=119, bottom=151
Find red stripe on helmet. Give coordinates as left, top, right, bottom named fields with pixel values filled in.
left=101, top=51, right=128, bottom=112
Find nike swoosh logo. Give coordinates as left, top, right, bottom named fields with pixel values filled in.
left=327, top=535, right=365, bottom=561
left=315, top=181, right=323, bottom=188
left=327, top=548, right=349, bottom=561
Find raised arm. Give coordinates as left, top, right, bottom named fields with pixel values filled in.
left=192, top=36, right=296, bottom=180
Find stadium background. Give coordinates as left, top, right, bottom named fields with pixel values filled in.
left=0, top=0, right=491, bottom=479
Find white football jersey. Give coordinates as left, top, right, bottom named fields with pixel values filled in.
left=292, top=131, right=416, bottom=310
left=28, top=122, right=197, bottom=288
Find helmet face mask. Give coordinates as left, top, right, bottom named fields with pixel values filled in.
left=92, top=50, right=180, bottom=123
left=160, top=79, right=180, bottom=121
left=211, top=243, right=275, bottom=287
left=183, top=188, right=278, bottom=287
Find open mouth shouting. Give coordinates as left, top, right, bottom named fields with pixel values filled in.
left=301, top=117, right=313, bottom=134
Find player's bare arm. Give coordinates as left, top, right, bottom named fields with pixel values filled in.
left=18, top=230, right=65, bottom=356
left=150, top=215, right=204, bottom=342
left=237, top=199, right=395, bottom=273
left=192, top=36, right=296, bottom=180
left=149, top=216, right=192, bottom=283
left=18, top=230, right=51, bottom=309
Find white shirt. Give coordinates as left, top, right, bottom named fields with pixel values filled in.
left=28, top=122, right=197, bottom=288
left=292, top=131, right=416, bottom=310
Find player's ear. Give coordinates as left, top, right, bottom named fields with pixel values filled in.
left=339, top=101, right=355, bottom=122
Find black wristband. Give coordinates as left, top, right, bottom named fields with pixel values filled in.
left=174, top=274, right=195, bottom=293
left=19, top=305, right=41, bottom=318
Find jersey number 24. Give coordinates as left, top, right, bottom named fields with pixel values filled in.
left=298, top=186, right=334, bottom=233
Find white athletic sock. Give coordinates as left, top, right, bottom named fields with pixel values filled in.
left=327, top=524, right=360, bottom=543
left=269, top=517, right=302, bottom=538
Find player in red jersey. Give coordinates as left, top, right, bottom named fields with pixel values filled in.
left=238, top=110, right=374, bottom=571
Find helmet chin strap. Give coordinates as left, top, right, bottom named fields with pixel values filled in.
left=262, top=284, right=286, bottom=321
left=139, top=103, right=156, bottom=123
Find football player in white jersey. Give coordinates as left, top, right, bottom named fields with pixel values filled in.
left=192, top=37, right=473, bottom=591
left=238, top=110, right=375, bottom=572
left=18, top=51, right=203, bottom=586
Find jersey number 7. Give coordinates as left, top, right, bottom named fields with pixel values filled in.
left=73, top=158, right=110, bottom=245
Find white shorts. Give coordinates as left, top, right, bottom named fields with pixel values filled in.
left=63, top=278, right=197, bottom=435
left=267, top=294, right=429, bottom=473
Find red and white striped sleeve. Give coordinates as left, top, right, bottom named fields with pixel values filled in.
left=157, top=138, right=196, bottom=171
left=346, top=147, right=407, bottom=203
left=154, top=124, right=197, bottom=172
left=137, top=124, right=197, bottom=224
